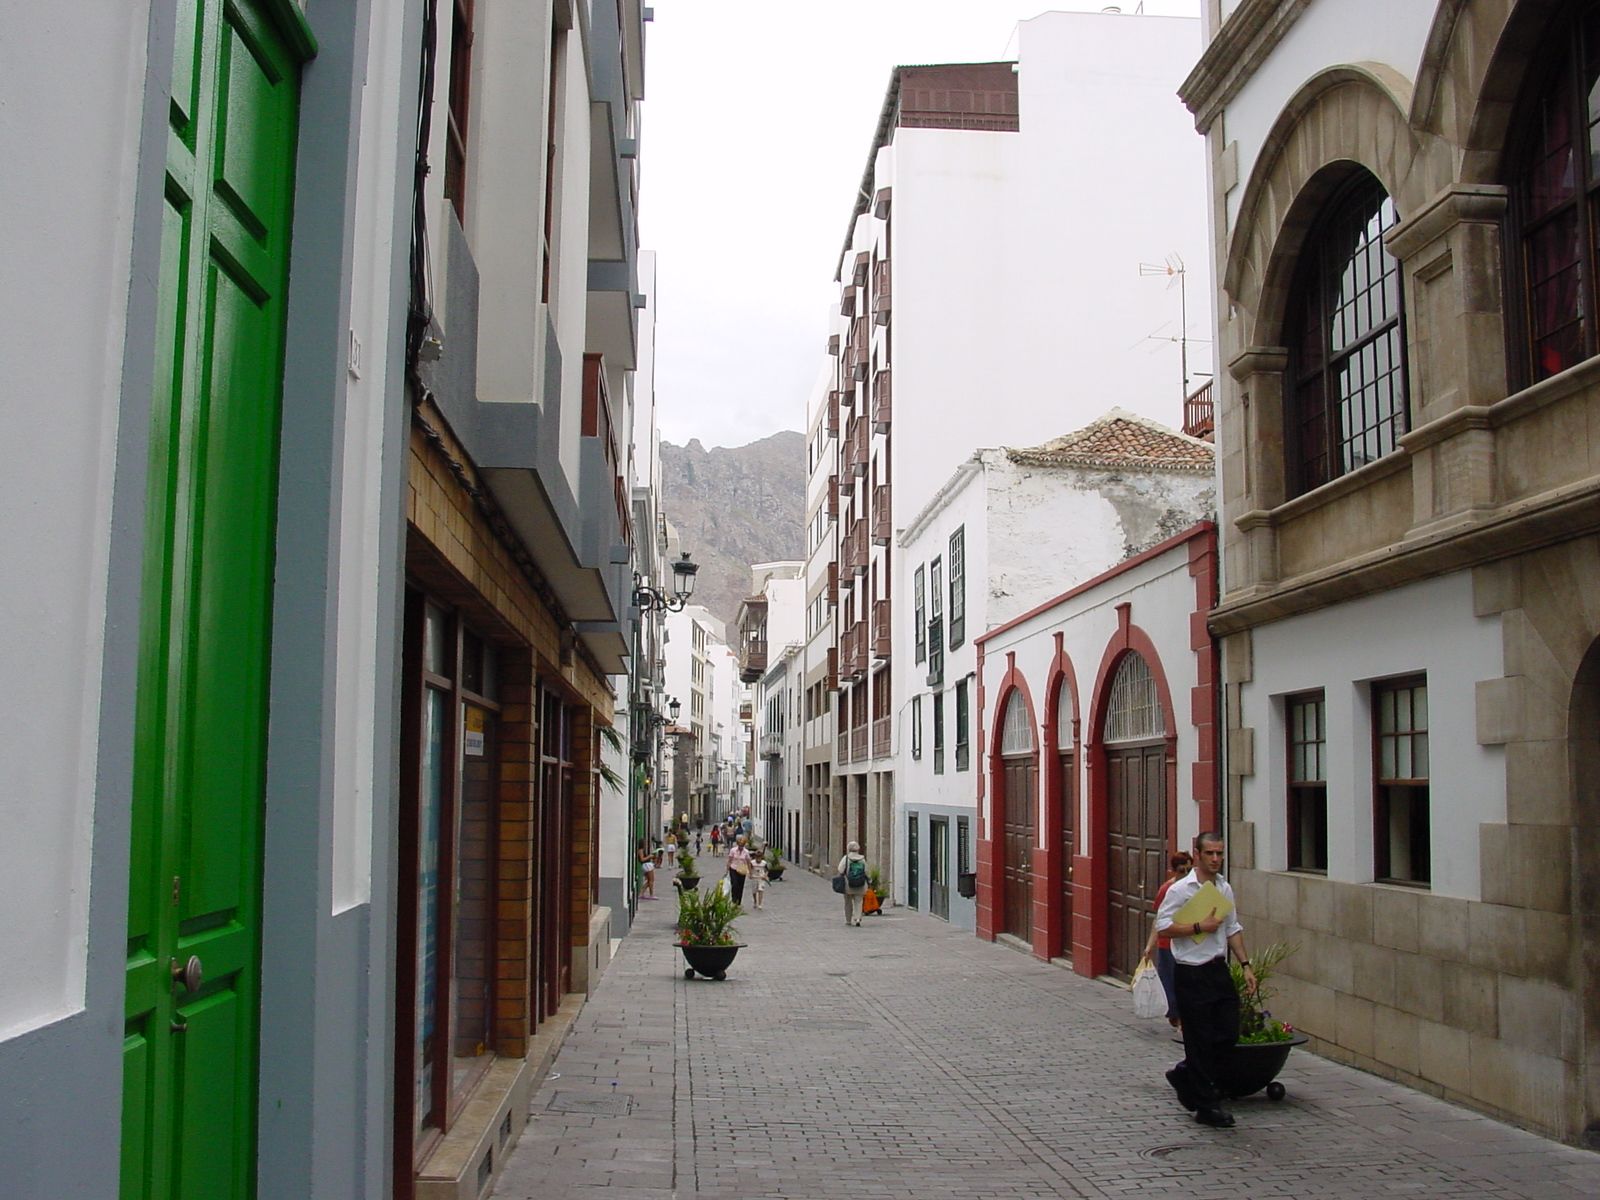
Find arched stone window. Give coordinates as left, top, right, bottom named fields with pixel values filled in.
left=1103, top=652, right=1165, bottom=744
left=1284, top=170, right=1407, bottom=495
left=1505, top=4, right=1600, bottom=383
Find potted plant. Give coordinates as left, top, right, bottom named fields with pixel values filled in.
left=675, top=849, right=700, bottom=891
left=865, top=868, right=889, bottom=914
left=676, top=882, right=744, bottom=980
left=1189, top=942, right=1306, bottom=1100
left=766, top=845, right=785, bottom=883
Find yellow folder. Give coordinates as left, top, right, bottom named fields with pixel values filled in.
left=1170, top=881, right=1234, bottom=941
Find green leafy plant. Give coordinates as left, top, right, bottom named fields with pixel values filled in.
left=676, top=881, right=742, bottom=946
left=676, top=850, right=698, bottom=878
left=766, top=845, right=783, bottom=870
left=868, top=868, right=886, bottom=894
left=595, top=723, right=625, bottom=793
left=1230, top=941, right=1299, bottom=1044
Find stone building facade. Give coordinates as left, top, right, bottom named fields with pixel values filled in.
left=1184, top=0, right=1600, bottom=1144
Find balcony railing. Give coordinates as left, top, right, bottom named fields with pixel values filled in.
left=850, top=723, right=869, bottom=763
left=761, top=731, right=783, bottom=758
left=826, top=646, right=838, bottom=691
left=871, top=715, right=891, bottom=759
left=873, top=369, right=891, bottom=432
left=1183, top=378, right=1214, bottom=440
left=872, top=597, right=891, bottom=659
left=873, top=260, right=891, bottom=325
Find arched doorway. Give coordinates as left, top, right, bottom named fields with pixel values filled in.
left=997, top=689, right=1037, bottom=941
left=1053, top=676, right=1076, bottom=957
left=1102, top=651, right=1168, bottom=982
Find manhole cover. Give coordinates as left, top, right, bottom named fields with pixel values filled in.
left=790, top=1018, right=872, bottom=1031
left=547, top=1093, right=633, bottom=1116
left=1141, top=1144, right=1253, bottom=1166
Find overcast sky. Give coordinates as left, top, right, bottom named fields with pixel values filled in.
left=638, top=0, right=1203, bottom=449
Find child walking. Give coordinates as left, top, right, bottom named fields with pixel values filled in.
left=749, top=852, right=769, bottom=910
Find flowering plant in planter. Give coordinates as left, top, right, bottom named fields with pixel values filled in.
left=1230, top=941, right=1299, bottom=1044
left=676, top=882, right=742, bottom=947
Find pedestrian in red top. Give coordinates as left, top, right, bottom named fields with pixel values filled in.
left=1143, top=851, right=1194, bottom=1029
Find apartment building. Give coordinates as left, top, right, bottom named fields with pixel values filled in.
left=1183, top=0, right=1600, bottom=1143
left=739, top=562, right=807, bottom=851
left=805, top=7, right=1210, bottom=889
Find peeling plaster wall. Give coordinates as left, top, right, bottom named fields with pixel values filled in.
left=983, top=449, right=1216, bottom=627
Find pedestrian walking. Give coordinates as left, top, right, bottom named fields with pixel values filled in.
left=694, top=829, right=704, bottom=854
left=749, top=850, right=769, bottom=910
left=709, top=825, right=722, bottom=857
left=638, top=844, right=657, bottom=900
left=726, top=834, right=752, bottom=906
left=1142, top=850, right=1194, bottom=1030
left=837, top=842, right=869, bottom=926
left=665, top=831, right=677, bottom=867
left=1155, top=832, right=1256, bottom=1128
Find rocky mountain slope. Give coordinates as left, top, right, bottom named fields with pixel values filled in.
left=659, top=431, right=805, bottom=629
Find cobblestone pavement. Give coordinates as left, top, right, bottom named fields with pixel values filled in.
left=492, top=868, right=1600, bottom=1200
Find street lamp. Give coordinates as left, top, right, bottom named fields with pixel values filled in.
left=633, top=552, right=699, bottom=613
left=669, top=697, right=682, bottom=722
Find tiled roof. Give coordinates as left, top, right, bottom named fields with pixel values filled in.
left=1006, top=408, right=1214, bottom=473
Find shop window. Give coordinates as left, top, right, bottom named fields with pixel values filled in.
left=1284, top=171, right=1407, bottom=494
left=1286, top=691, right=1327, bottom=873
left=1373, top=677, right=1429, bottom=886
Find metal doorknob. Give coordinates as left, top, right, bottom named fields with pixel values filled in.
left=171, top=955, right=203, bottom=993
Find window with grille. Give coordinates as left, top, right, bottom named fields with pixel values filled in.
left=1103, top=653, right=1164, bottom=743
left=1374, top=677, right=1429, bottom=885
left=932, top=691, right=945, bottom=774
left=954, top=678, right=970, bottom=771
left=1506, top=5, right=1600, bottom=382
left=1286, top=691, right=1327, bottom=872
left=957, top=816, right=971, bottom=874
left=1285, top=171, right=1407, bottom=495
left=948, top=527, right=966, bottom=649
left=999, top=690, right=1034, bottom=756
left=926, top=558, right=944, bottom=687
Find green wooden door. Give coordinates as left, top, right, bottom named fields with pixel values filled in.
left=122, top=2, right=310, bottom=1197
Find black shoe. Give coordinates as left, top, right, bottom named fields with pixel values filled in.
left=1165, top=1067, right=1199, bottom=1112
left=1195, top=1107, right=1235, bottom=1128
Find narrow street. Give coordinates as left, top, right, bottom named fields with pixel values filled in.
left=492, top=872, right=1600, bottom=1200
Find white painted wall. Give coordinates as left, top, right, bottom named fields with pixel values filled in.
left=0, top=0, right=151, bottom=1039
left=1239, top=571, right=1504, bottom=900
left=887, top=11, right=1213, bottom=520
left=1221, top=0, right=1436, bottom=231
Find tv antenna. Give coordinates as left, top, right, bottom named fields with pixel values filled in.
left=1139, top=254, right=1200, bottom=405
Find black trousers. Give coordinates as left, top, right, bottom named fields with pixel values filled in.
left=727, top=869, right=746, bottom=905
left=1173, top=957, right=1239, bottom=1104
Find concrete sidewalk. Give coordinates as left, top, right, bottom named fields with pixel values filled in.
left=491, top=867, right=1600, bottom=1200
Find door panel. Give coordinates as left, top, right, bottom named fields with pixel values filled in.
left=123, top=2, right=304, bottom=1196
left=930, top=818, right=949, bottom=920
left=1001, top=757, right=1035, bottom=940
left=1105, top=743, right=1167, bottom=981
left=1058, top=752, right=1075, bottom=954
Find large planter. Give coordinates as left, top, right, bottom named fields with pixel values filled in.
left=680, top=943, right=743, bottom=981
left=767, top=866, right=785, bottom=882
left=675, top=875, right=700, bottom=891
left=1178, top=1033, right=1307, bottom=1100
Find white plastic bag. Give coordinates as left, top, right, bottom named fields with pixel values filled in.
left=1131, top=956, right=1167, bottom=1019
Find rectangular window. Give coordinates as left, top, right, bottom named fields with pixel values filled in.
left=948, top=526, right=966, bottom=648
left=1286, top=692, right=1327, bottom=873
left=932, top=690, right=946, bottom=775
left=954, top=678, right=970, bottom=771
left=911, top=694, right=923, bottom=760
left=913, top=565, right=926, bottom=663
left=1374, top=677, right=1429, bottom=886
left=926, top=558, right=944, bottom=687
left=444, top=0, right=476, bottom=221
left=957, top=816, right=971, bottom=874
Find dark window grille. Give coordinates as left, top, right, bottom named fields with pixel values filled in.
left=1286, top=691, right=1327, bottom=872
left=932, top=690, right=945, bottom=775
left=1506, top=5, right=1600, bottom=383
left=1374, top=677, right=1429, bottom=886
left=1286, top=173, right=1407, bottom=494
left=911, top=694, right=922, bottom=760
left=954, top=679, right=970, bottom=771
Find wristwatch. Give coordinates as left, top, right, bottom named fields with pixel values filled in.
left=1239, top=960, right=1251, bottom=967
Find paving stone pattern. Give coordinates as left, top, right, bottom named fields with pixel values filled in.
left=492, top=870, right=1600, bottom=1200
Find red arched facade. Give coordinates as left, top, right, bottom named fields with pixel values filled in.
left=1076, top=604, right=1179, bottom=979
left=975, top=653, right=1038, bottom=944
left=1038, top=633, right=1080, bottom=961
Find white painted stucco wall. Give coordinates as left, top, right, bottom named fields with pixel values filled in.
left=889, top=10, right=1212, bottom=520
left=0, top=0, right=151, bottom=1039
left=1239, top=570, right=1504, bottom=900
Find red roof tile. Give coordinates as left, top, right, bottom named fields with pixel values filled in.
left=1006, top=408, right=1214, bottom=473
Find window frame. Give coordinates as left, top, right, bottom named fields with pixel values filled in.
left=1372, top=675, right=1430, bottom=887
left=913, top=565, right=926, bottom=664
left=948, top=526, right=966, bottom=649
left=911, top=693, right=923, bottom=760
left=1284, top=171, right=1408, bottom=496
left=1285, top=690, right=1328, bottom=874
left=954, top=678, right=970, bottom=771
left=932, top=690, right=945, bottom=775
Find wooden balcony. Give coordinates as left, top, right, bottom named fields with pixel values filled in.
left=873, top=260, right=891, bottom=325
left=1184, top=378, right=1214, bottom=440
left=850, top=723, right=869, bottom=763
left=873, top=369, right=891, bottom=432
left=872, top=483, right=891, bottom=546
left=872, top=597, right=891, bottom=659
left=871, top=715, right=891, bottom=759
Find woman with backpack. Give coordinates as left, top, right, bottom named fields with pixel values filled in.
left=837, top=841, right=870, bottom=927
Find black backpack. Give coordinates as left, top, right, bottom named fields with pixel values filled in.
left=846, top=856, right=868, bottom=888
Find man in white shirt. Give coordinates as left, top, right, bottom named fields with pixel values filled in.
left=1155, top=831, right=1258, bottom=1128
